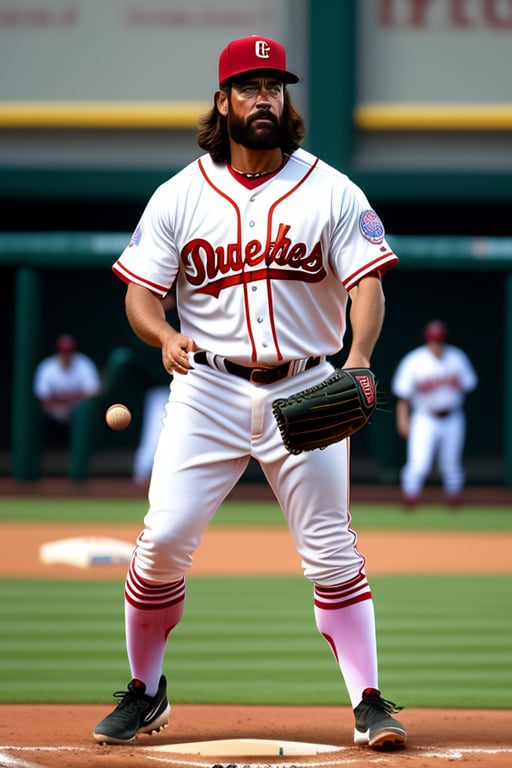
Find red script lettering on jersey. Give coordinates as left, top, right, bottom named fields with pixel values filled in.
left=416, top=374, right=460, bottom=393
left=181, top=223, right=326, bottom=298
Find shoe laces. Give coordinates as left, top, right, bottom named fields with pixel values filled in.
left=112, top=679, right=148, bottom=709
left=362, top=688, right=403, bottom=715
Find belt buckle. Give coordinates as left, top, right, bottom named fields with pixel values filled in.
left=249, top=367, right=271, bottom=385
left=249, top=363, right=291, bottom=385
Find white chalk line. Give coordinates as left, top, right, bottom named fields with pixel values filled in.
left=2, top=745, right=512, bottom=768
left=423, top=747, right=512, bottom=758
left=0, top=746, right=78, bottom=768
left=0, top=750, right=49, bottom=768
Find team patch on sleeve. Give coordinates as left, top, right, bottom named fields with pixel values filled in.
left=128, top=224, right=143, bottom=247
left=359, top=210, right=385, bottom=244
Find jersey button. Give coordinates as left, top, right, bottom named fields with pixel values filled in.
left=257, top=316, right=264, bottom=323
left=249, top=220, right=255, bottom=227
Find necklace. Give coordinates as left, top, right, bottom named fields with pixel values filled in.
left=230, top=166, right=280, bottom=179
left=229, top=156, right=286, bottom=179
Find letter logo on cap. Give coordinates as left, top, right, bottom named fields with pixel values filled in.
left=255, top=40, right=270, bottom=58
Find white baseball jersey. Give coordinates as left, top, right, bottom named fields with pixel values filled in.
left=391, top=344, right=478, bottom=413
left=113, top=148, right=398, bottom=365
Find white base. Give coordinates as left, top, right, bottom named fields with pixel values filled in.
left=150, top=738, right=341, bottom=756
left=39, top=536, right=134, bottom=568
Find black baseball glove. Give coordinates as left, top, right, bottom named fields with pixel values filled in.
left=272, top=368, right=377, bottom=454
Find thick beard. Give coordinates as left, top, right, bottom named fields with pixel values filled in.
left=229, top=112, right=282, bottom=149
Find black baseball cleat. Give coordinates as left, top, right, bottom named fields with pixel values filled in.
left=93, top=675, right=170, bottom=744
left=353, top=688, right=407, bottom=749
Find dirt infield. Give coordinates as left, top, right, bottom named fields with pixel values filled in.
left=1, top=703, right=511, bottom=768
left=2, top=521, right=512, bottom=578
left=1, top=480, right=512, bottom=767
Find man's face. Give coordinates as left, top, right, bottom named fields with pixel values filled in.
left=221, top=75, right=285, bottom=149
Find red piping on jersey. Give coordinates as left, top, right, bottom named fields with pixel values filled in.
left=112, top=263, right=169, bottom=296
left=198, top=158, right=258, bottom=361
left=345, top=437, right=368, bottom=578
left=344, top=251, right=398, bottom=292
left=264, top=158, right=319, bottom=361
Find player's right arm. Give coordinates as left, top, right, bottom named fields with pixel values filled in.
left=125, top=283, right=197, bottom=375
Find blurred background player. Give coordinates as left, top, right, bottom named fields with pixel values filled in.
left=391, top=320, right=478, bottom=508
left=33, top=334, right=101, bottom=445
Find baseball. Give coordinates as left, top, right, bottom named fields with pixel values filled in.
left=105, top=403, right=132, bottom=431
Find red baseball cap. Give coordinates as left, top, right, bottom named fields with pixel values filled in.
left=56, top=334, right=76, bottom=353
left=218, top=35, right=299, bottom=86
left=424, top=320, right=447, bottom=343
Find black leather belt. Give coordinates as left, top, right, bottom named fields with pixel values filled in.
left=432, top=410, right=452, bottom=419
left=194, top=351, right=322, bottom=385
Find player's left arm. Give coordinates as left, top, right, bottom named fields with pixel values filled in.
left=343, top=275, right=385, bottom=369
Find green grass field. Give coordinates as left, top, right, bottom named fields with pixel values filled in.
left=1, top=497, right=511, bottom=708
left=2, top=496, right=512, bottom=530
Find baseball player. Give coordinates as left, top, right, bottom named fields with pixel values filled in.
left=391, top=320, right=478, bottom=508
left=33, top=334, right=101, bottom=436
left=93, top=35, right=407, bottom=750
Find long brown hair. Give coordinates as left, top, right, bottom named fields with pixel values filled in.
left=197, top=87, right=306, bottom=163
